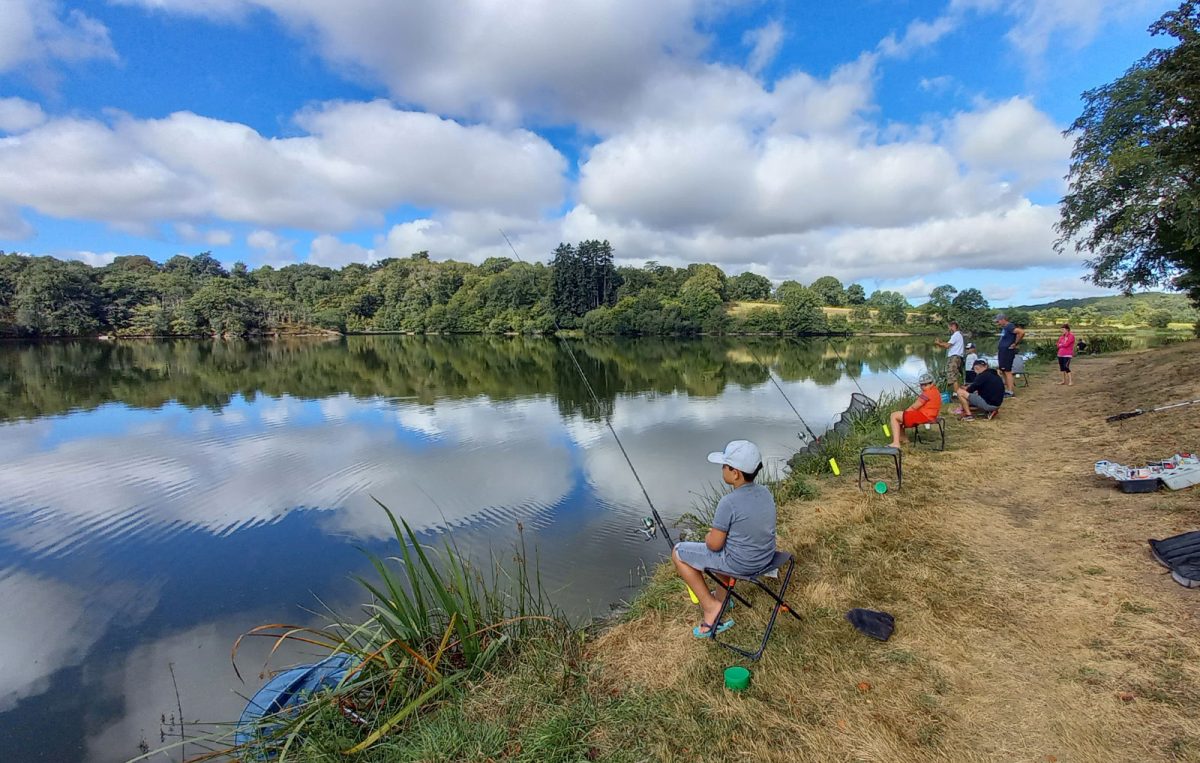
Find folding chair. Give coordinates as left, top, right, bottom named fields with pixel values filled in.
left=703, top=550, right=801, bottom=661
left=905, top=416, right=946, bottom=451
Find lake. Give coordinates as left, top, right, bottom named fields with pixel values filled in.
left=0, top=335, right=943, bottom=761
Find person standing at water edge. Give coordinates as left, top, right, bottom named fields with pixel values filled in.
left=672, top=440, right=776, bottom=639
left=1057, top=323, right=1076, bottom=386
left=887, top=373, right=942, bottom=449
left=934, top=321, right=965, bottom=393
left=994, top=314, right=1024, bottom=398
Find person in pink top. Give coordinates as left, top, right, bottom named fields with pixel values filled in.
left=1056, top=323, right=1075, bottom=386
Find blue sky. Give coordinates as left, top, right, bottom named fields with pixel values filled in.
left=0, top=0, right=1179, bottom=305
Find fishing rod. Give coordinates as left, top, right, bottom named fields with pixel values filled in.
left=743, top=342, right=820, bottom=443
left=1107, top=397, right=1200, bottom=423
left=498, top=230, right=676, bottom=548
left=827, top=341, right=871, bottom=401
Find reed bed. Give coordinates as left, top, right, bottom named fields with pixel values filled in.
left=143, top=503, right=571, bottom=761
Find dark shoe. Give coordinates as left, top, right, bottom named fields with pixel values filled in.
left=961, top=415, right=975, bottom=422
left=987, top=410, right=998, bottom=420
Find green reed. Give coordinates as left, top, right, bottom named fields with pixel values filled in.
left=147, top=502, right=566, bottom=762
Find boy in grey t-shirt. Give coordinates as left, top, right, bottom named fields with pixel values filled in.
left=672, top=440, right=777, bottom=638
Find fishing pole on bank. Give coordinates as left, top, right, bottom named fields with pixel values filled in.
left=498, top=230, right=677, bottom=550
left=743, top=342, right=820, bottom=444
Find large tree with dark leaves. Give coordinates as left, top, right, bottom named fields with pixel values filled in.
left=550, top=240, right=621, bottom=325
left=1057, top=2, right=1200, bottom=306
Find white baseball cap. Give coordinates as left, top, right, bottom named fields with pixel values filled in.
left=707, top=440, right=762, bottom=474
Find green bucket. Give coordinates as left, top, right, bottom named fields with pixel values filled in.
left=724, top=666, right=751, bottom=692
left=874, top=480, right=889, bottom=494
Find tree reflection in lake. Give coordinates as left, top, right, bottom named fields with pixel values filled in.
left=0, top=335, right=933, bottom=423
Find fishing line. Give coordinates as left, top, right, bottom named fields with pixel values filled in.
left=743, top=342, right=820, bottom=443
left=828, top=341, right=870, bottom=401
left=499, top=230, right=676, bottom=547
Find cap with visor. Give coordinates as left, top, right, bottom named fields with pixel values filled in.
left=707, top=440, right=762, bottom=474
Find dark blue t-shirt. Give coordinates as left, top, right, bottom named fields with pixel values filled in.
left=998, top=324, right=1017, bottom=353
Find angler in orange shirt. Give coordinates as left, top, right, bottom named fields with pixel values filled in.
left=887, top=372, right=942, bottom=449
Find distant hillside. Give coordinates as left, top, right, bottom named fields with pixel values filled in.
left=1011, top=292, right=1197, bottom=319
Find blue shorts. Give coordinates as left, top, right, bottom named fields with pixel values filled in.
left=674, top=541, right=754, bottom=576
left=997, top=350, right=1015, bottom=372
left=675, top=541, right=726, bottom=571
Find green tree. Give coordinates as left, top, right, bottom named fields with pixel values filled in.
left=809, top=276, right=845, bottom=306
left=13, top=258, right=102, bottom=336
left=774, top=280, right=806, bottom=304
left=779, top=286, right=828, bottom=334
left=1057, top=2, right=1200, bottom=307
left=924, top=284, right=958, bottom=323
left=728, top=271, right=772, bottom=301
left=949, top=288, right=991, bottom=333
left=845, top=283, right=867, bottom=304
left=1148, top=308, right=1173, bottom=327
left=869, top=291, right=910, bottom=325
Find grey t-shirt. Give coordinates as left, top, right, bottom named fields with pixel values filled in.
left=713, top=483, right=777, bottom=574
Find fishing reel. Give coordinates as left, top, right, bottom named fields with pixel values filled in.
left=638, top=516, right=657, bottom=541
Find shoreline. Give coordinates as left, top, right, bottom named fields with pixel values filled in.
left=2, top=327, right=1190, bottom=343
left=293, top=339, right=1200, bottom=761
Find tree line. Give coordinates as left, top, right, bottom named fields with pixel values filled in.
left=3, top=247, right=1194, bottom=340
left=0, top=247, right=902, bottom=338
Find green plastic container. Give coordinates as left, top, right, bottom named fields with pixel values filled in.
left=874, top=480, right=889, bottom=494
left=724, top=666, right=751, bottom=692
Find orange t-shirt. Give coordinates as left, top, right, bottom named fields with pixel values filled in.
left=916, top=385, right=942, bottom=420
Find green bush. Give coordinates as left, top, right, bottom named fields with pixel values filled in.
left=1079, top=335, right=1132, bottom=354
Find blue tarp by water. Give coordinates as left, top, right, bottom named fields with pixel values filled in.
left=234, top=653, right=359, bottom=748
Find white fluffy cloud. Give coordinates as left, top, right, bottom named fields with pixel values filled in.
left=0, top=0, right=115, bottom=75
left=0, top=98, right=46, bottom=133
left=247, top=229, right=296, bottom=264
left=744, top=19, right=784, bottom=75
left=114, top=0, right=730, bottom=125
left=0, top=205, right=35, bottom=239
left=176, top=222, right=232, bottom=246
left=308, top=234, right=373, bottom=268
left=955, top=0, right=1166, bottom=62
left=0, top=101, right=567, bottom=233
left=951, top=96, right=1071, bottom=185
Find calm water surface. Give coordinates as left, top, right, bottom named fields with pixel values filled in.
left=0, top=335, right=940, bottom=761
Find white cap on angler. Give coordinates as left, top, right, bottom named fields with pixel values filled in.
left=707, top=440, right=763, bottom=473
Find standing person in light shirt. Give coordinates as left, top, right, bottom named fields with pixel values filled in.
left=1057, top=323, right=1076, bottom=386
left=963, top=342, right=979, bottom=383
left=934, top=320, right=965, bottom=393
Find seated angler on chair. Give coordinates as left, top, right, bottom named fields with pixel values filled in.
left=887, top=373, right=942, bottom=449
left=672, top=440, right=776, bottom=639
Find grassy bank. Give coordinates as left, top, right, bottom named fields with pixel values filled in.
left=224, top=341, right=1200, bottom=761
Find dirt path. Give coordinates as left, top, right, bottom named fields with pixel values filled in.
left=920, top=343, right=1200, bottom=760
left=592, top=341, right=1200, bottom=762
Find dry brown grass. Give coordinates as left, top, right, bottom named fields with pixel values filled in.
left=590, top=340, right=1200, bottom=762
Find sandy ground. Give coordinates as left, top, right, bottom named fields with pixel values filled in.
left=591, top=340, right=1200, bottom=762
